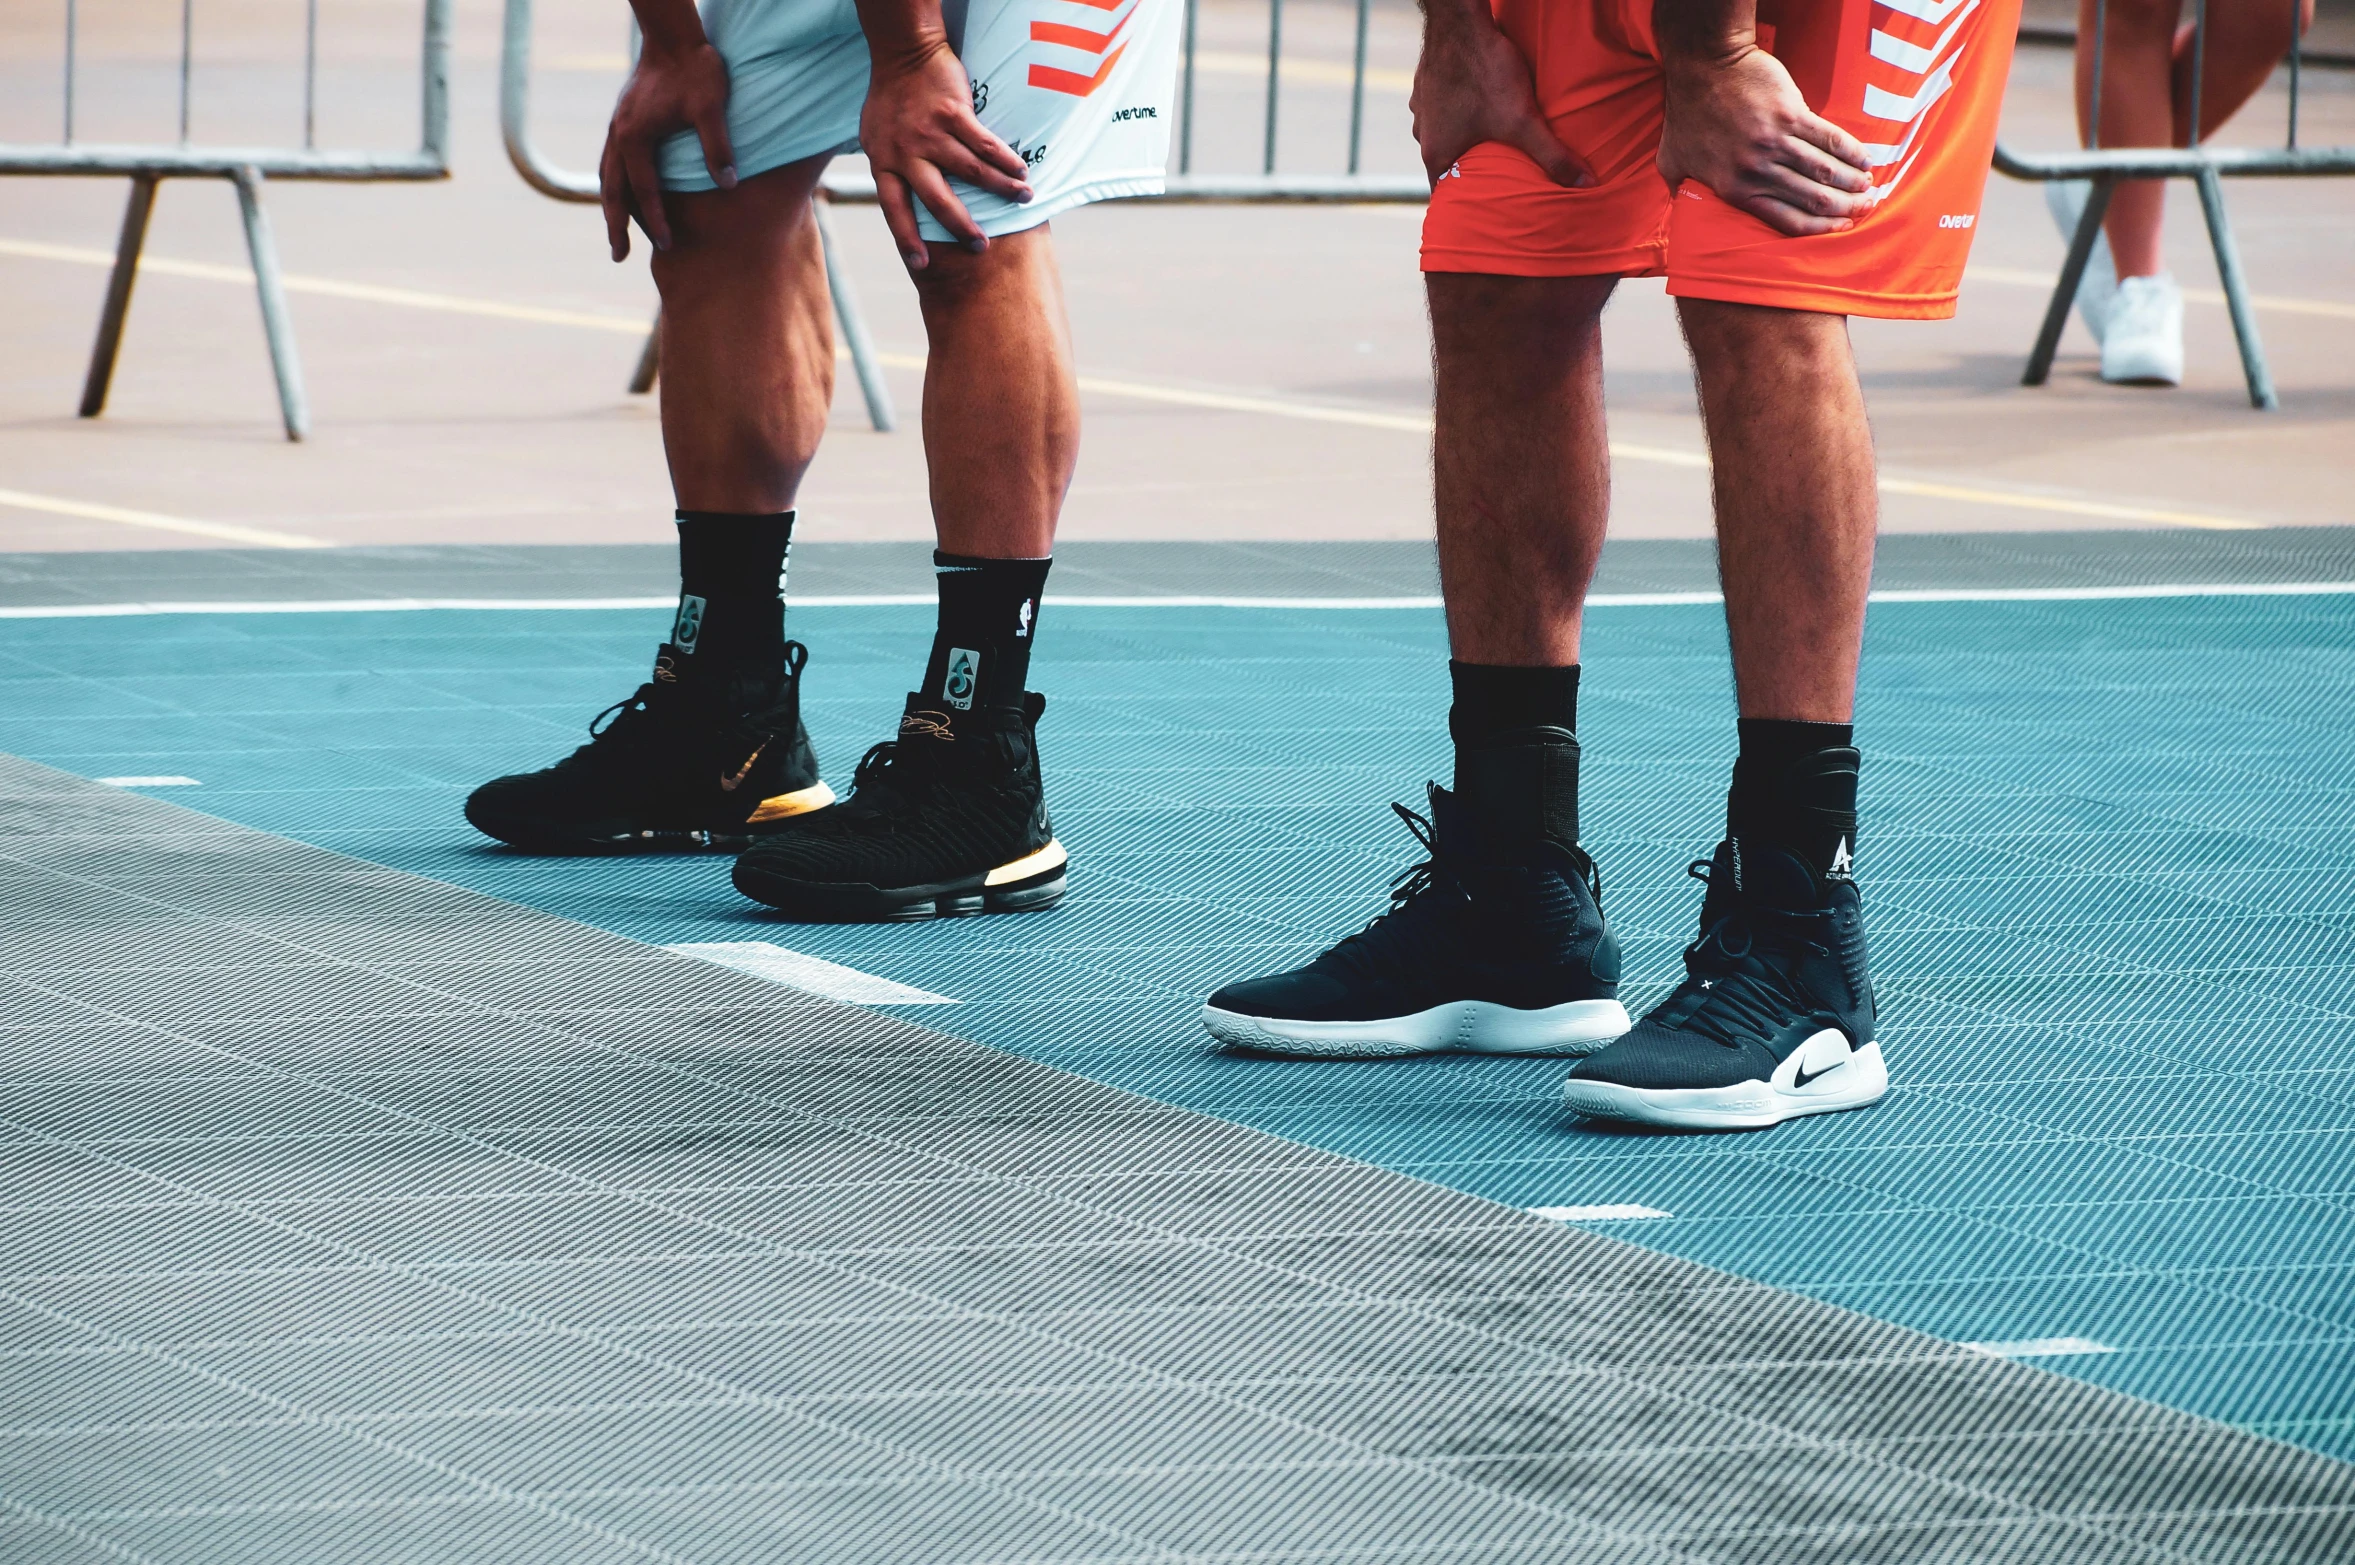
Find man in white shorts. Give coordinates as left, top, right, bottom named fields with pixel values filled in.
left=463, top=0, right=1178, bottom=923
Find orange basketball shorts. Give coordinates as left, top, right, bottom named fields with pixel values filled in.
left=1420, top=0, right=2022, bottom=318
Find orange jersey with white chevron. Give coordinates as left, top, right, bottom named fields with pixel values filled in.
left=657, top=0, right=1179, bottom=242
left=1420, top=0, right=2024, bottom=318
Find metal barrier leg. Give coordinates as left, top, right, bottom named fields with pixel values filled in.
left=629, top=313, right=661, bottom=395
left=2025, top=174, right=2116, bottom=386
left=232, top=166, right=311, bottom=441
left=814, top=198, right=896, bottom=433
left=2193, top=165, right=2278, bottom=410
left=79, top=173, right=158, bottom=418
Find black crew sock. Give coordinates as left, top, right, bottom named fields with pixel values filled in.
left=920, top=552, right=1052, bottom=713
left=1727, top=717, right=1859, bottom=889
left=1447, top=661, right=1578, bottom=747
left=672, top=510, right=793, bottom=682
left=1447, top=662, right=1581, bottom=858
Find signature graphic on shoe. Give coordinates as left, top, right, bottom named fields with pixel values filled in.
left=719, top=740, right=770, bottom=792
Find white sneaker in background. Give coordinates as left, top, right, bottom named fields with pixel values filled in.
left=2045, top=179, right=2120, bottom=345
left=2102, top=273, right=2186, bottom=386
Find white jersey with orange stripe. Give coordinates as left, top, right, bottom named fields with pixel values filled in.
left=655, top=0, right=1179, bottom=242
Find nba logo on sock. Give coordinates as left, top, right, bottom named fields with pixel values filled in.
left=944, top=647, right=980, bottom=710
left=672, top=593, right=706, bottom=655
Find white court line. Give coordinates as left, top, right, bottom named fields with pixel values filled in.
left=1530, top=1204, right=1674, bottom=1222
left=2, top=236, right=2297, bottom=533
left=1965, top=1336, right=2117, bottom=1359
left=5, top=582, right=2355, bottom=618
left=95, top=776, right=200, bottom=788
left=663, top=941, right=954, bottom=1006
left=0, top=487, right=332, bottom=550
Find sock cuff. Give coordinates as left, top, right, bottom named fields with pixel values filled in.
left=677, top=509, right=796, bottom=528
left=1449, top=661, right=1579, bottom=746
left=1734, top=717, right=1854, bottom=773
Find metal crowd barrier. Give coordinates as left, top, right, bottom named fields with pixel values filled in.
left=1994, top=1, right=2354, bottom=409
left=1, top=0, right=453, bottom=441
left=498, top=0, right=1424, bottom=426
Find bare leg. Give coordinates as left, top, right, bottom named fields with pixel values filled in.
left=1427, top=273, right=1618, bottom=666
left=2077, top=0, right=2183, bottom=278
left=2171, top=0, right=2316, bottom=141
left=909, top=225, right=1078, bottom=558
left=1678, top=300, right=1876, bottom=722
left=650, top=156, right=838, bottom=513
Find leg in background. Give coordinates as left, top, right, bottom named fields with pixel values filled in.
left=2077, top=0, right=2182, bottom=277
left=2171, top=0, right=2316, bottom=143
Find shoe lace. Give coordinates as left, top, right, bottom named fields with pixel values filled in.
left=549, top=681, right=671, bottom=774
left=1321, top=803, right=1444, bottom=974
left=1670, top=857, right=1833, bottom=1050
left=840, top=709, right=957, bottom=825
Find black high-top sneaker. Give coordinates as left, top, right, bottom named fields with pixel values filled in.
left=464, top=641, right=830, bottom=852
left=1563, top=839, right=1883, bottom=1130
left=730, top=692, right=1066, bottom=921
left=1201, top=779, right=1629, bottom=1058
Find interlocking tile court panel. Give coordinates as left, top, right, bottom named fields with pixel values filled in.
left=3, top=758, right=2352, bottom=1564
left=5, top=582, right=2355, bottom=1459
left=7, top=528, right=2355, bottom=609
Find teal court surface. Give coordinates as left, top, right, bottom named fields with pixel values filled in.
left=3, top=534, right=2354, bottom=1561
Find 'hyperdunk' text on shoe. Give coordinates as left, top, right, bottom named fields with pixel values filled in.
left=464, top=641, right=830, bottom=852
left=1563, top=839, right=1884, bottom=1130
left=731, top=692, right=1066, bottom=921
left=1203, top=781, right=1629, bottom=1058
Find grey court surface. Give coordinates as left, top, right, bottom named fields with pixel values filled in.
left=6, top=755, right=2355, bottom=1564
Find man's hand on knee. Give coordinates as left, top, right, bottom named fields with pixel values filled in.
left=601, top=3, right=738, bottom=262
left=1412, top=0, right=1590, bottom=189
left=1654, top=1, right=1872, bottom=237
left=854, top=2, right=1033, bottom=270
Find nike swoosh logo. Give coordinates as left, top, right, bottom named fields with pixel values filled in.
left=718, top=740, right=770, bottom=792
left=1793, top=1058, right=1845, bottom=1089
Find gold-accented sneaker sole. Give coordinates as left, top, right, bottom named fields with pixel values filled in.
left=985, top=838, right=1068, bottom=886
left=748, top=781, right=836, bottom=823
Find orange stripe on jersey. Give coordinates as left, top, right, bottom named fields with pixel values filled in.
left=1029, top=41, right=1127, bottom=96
left=1030, top=14, right=1131, bottom=52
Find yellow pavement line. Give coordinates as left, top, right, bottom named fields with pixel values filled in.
left=1967, top=263, right=2355, bottom=322
left=1, top=235, right=2279, bottom=531
left=0, top=488, right=332, bottom=549
left=0, top=238, right=653, bottom=335
left=1053, top=373, right=2256, bottom=527
left=1876, top=476, right=2261, bottom=531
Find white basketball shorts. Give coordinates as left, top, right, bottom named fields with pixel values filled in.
left=656, top=0, right=1179, bottom=241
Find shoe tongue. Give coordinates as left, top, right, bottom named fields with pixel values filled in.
left=650, top=642, right=692, bottom=684
left=895, top=699, right=956, bottom=748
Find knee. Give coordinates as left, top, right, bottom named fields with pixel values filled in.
left=909, top=226, right=1049, bottom=315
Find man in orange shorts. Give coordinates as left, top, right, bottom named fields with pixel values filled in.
left=1201, top=0, right=2019, bottom=1129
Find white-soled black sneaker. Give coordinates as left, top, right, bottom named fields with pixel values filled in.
left=1563, top=839, right=1884, bottom=1131
left=1203, top=784, right=1629, bottom=1059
